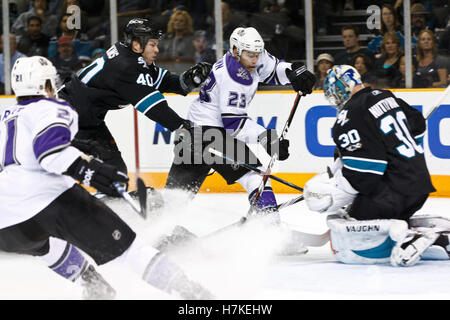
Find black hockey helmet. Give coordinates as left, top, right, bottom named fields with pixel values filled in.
left=123, top=18, right=162, bottom=48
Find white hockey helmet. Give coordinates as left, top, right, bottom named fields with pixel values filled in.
left=11, top=56, right=58, bottom=99
left=323, top=65, right=362, bottom=110
left=229, top=27, right=264, bottom=57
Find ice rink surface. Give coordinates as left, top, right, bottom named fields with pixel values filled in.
left=1, top=190, right=450, bottom=300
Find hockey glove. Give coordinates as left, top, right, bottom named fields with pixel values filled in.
left=258, top=129, right=290, bottom=161
left=71, top=138, right=116, bottom=162
left=303, top=169, right=358, bottom=213
left=65, top=155, right=129, bottom=196
left=285, top=62, right=316, bottom=96
left=181, top=62, right=212, bottom=92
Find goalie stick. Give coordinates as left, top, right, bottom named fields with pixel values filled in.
left=424, top=84, right=450, bottom=120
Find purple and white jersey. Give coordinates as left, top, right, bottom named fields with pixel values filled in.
left=0, top=98, right=81, bottom=228
left=187, top=50, right=291, bottom=143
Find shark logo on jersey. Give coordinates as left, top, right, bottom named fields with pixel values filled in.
left=336, top=109, right=349, bottom=126
left=236, top=67, right=250, bottom=81
left=138, top=56, right=149, bottom=69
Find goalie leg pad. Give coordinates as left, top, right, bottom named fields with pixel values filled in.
left=327, top=215, right=408, bottom=264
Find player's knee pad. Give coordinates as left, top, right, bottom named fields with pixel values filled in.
left=327, top=215, right=408, bottom=264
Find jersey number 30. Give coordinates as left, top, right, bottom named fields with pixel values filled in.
left=380, top=110, right=424, bottom=158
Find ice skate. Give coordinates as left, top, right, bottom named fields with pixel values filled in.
left=155, top=225, right=198, bottom=251
left=79, top=265, right=116, bottom=300
left=168, top=272, right=214, bottom=300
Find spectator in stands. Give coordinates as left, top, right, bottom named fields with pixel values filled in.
left=47, top=13, right=93, bottom=61
left=368, top=3, right=417, bottom=56
left=373, top=31, right=403, bottom=88
left=411, top=3, right=430, bottom=40
left=158, top=9, right=196, bottom=60
left=313, top=53, right=334, bottom=90
left=334, top=25, right=375, bottom=66
left=192, top=30, right=216, bottom=64
left=413, top=29, right=448, bottom=88
left=0, top=34, right=26, bottom=93
left=49, top=35, right=83, bottom=84
left=12, top=0, right=58, bottom=38
left=352, top=53, right=377, bottom=89
left=16, top=15, right=50, bottom=57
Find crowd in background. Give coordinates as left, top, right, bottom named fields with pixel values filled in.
left=0, top=0, right=448, bottom=93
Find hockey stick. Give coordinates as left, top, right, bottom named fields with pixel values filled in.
left=280, top=92, right=301, bottom=139
left=113, top=180, right=147, bottom=219
left=275, top=195, right=304, bottom=211
left=208, top=148, right=303, bottom=192
left=424, top=85, right=450, bottom=120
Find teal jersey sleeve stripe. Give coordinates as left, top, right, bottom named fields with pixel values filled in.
left=154, top=68, right=167, bottom=89
left=135, top=91, right=165, bottom=114
left=342, top=157, right=387, bottom=175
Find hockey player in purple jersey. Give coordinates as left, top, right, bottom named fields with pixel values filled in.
left=165, top=27, right=315, bottom=220
left=303, top=65, right=450, bottom=266
left=0, top=56, right=212, bottom=299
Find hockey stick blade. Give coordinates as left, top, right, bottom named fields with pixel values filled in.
left=113, top=182, right=146, bottom=219
left=136, top=178, right=148, bottom=219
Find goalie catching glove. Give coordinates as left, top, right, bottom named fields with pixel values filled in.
left=65, top=154, right=129, bottom=196
left=304, top=159, right=358, bottom=213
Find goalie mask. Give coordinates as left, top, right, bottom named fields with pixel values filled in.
left=324, top=65, right=362, bottom=110
left=229, top=27, right=264, bottom=59
left=11, top=56, right=58, bottom=98
left=123, top=18, right=162, bottom=48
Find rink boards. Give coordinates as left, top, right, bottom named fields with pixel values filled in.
left=1, top=89, right=449, bottom=196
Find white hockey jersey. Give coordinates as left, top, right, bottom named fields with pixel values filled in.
left=0, top=98, right=81, bottom=229
left=187, top=50, right=292, bottom=143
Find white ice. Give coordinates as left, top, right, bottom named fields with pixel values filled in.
left=1, top=191, right=450, bottom=300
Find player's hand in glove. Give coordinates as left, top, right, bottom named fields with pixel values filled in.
left=65, top=154, right=129, bottom=196
left=181, top=62, right=212, bottom=92
left=285, top=62, right=316, bottom=96
left=258, top=129, right=290, bottom=161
